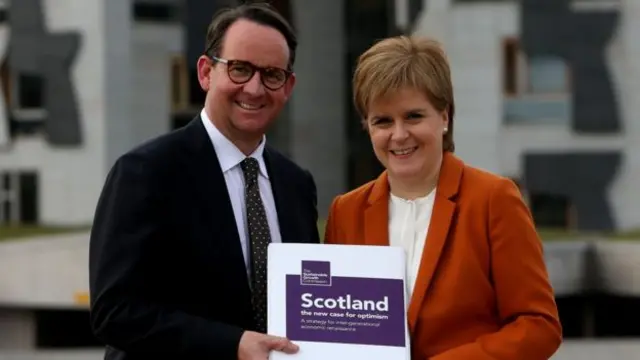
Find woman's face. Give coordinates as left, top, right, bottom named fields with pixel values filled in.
left=366, top=87, right=448, bottom=185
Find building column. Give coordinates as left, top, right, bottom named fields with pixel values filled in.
left=610, top=0, right=640, bottom=230
left=101, top=0, right=133, bottom=169
left=289, top=0, right=347, bottom=219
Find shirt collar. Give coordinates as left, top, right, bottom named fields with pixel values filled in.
left=200, top=108, right=269, bottom=179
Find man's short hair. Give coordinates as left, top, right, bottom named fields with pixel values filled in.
left=204, top=2, right=297, bottom=70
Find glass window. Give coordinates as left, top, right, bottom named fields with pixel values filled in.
left=528, top=56, right=569, bottom=93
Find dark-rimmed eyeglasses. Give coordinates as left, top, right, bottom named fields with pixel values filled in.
left=211, top=56, right=292, bottom=91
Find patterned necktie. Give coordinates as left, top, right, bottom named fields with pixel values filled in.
left=240, top=157, right=271, bottom=333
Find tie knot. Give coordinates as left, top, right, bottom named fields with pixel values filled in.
left=241, top=157, right=260, bottom=185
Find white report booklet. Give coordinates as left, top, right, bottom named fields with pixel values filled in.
left=267, top=243, right=411, bottom=360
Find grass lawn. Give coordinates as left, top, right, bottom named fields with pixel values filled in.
left=0, top=224, right=90, bottom=242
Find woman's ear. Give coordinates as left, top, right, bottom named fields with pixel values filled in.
left=361, top=118, right=369, bottom=131
left=442, top=109, right=449, bottom=131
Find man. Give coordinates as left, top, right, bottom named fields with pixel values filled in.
left=88, top=3, right=320, bottom=359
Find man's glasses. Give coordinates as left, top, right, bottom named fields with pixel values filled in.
left=211, top=56, right=291, bottom=91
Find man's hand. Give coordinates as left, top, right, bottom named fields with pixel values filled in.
left=238, top=331, right=299, bottom=360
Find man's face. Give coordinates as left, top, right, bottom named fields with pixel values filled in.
left=197, top=18, right=295, bottom=149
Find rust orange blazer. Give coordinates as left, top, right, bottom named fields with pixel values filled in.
left=324, top=152, right=562, bottom=360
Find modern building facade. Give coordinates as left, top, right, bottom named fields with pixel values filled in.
left=0, top=0, right=638, bottom=232
left=0, top=0, right=182, bottom=226
left=409, top=0, right=640, bottom=232
left=1, top=0, right=640, bottom=356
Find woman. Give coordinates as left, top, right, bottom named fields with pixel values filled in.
left=324, top=36, right=562, bottom=359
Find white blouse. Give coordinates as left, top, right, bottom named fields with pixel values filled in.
left=388, top=189, right=436, bottom=305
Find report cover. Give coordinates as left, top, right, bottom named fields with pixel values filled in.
left=267, top=243, right=410, bottom=360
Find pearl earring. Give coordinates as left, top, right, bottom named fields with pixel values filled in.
left=444, top=127, right=448, bottom=133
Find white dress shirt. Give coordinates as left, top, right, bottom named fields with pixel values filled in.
left=200, top=109, right=282, bottom=279
left=388, top=189, right=436, bottom=305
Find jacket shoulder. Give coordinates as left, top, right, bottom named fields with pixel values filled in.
left=458, top=161, right=522, bottom=201
left=124, top=126, right=189, bottom=162
left=105, top=123, right=195, bottom=185
left=330, top=178, right=378, bottom=211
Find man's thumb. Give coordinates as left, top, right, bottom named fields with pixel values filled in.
left=264, top=336, right=299, bottom=354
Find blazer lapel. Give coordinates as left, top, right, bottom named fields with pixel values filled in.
left=364, top=171, right=391, bottom=247
left=183, top=117, right=250, bottom=290
left=407, top=152, right=463, bottom=333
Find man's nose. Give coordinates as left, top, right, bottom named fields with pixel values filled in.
left=243, top=72, right=266, bottom=96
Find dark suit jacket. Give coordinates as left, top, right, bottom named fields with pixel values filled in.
left=89, top=116, right=320, bottom=359
left=324, top=152, right=562, bottom=360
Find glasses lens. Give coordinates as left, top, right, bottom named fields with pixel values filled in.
left=262, top=68, right=287, bottom=89
left=228, top=62, right=253, bottom=83
left=225, top=60, right=287, bottom=89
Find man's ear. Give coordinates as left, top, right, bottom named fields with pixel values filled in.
left=197, top=56, right=213, bottom=91
left=283, top=72, right=296, bottom=101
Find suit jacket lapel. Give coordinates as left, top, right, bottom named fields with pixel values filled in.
left=364, top=171, right=391, bottom=247
left=263, top=146, right=296, bottom=243
left=183, top=117, right=250, bottom=291
left=407, top=152, right=463, bottom=333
